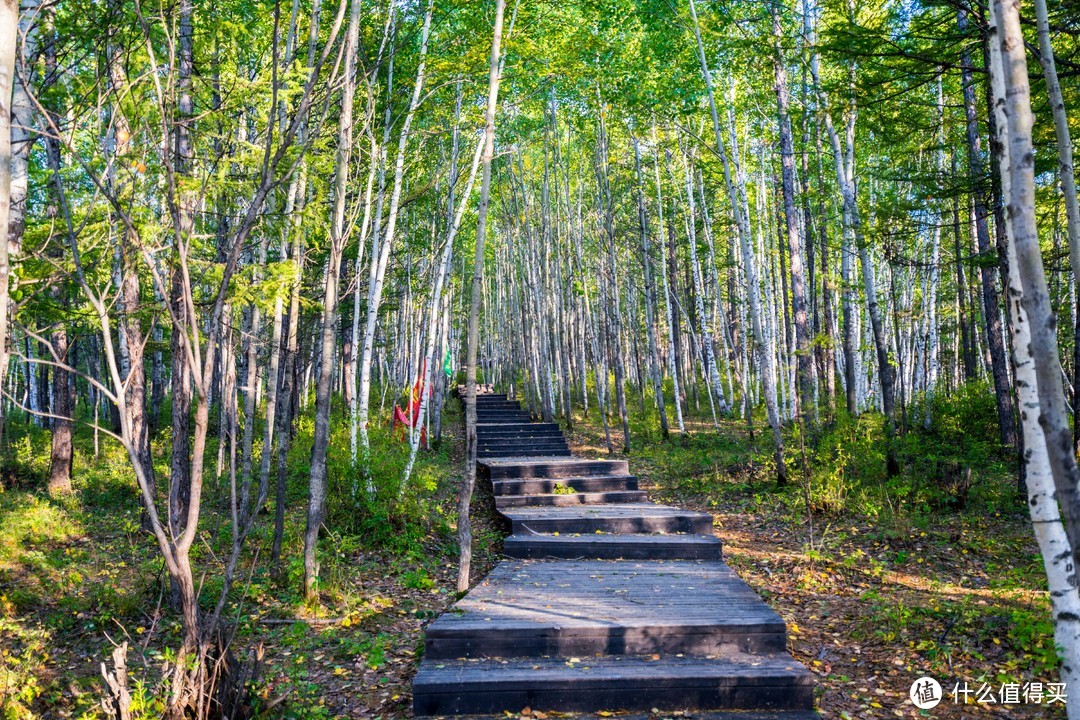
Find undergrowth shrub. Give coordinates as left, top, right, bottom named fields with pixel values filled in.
left=285, top=396, right=459, bottom=562
left=900, top=381, right=1011, bottom=512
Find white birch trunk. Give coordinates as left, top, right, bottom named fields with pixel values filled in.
left=357, top=0, right=433, bottom=479
left=0, top=0, right=16, bottom=408
left=988, top=3, right=1080, bottom=708
left=401, top=136, right=484, bottom=488
left=682, top=150, right=728, bottom=420
left=689, top=0, right=784, bottom=476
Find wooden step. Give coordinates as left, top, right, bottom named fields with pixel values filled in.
left=478, top=434, right=568, bottom=443
left=414, top=713, right=819, bottom=720
left=478, top=434, right=569, bottom=444
left=492, top=475, right=638, bottom=496
left=479, top=423, right=565, bottom=433
left=457, top=385, right=498, bottom=397
left=412, top=653, right=814, bottom=715
left=478, top=434, right=566, bottom=444
left=478, top=444, right=571, bottom=455
left=478, top=441, right=570, bottom=452
left=494, top=490, right=647, bottom=508
left=479, top=448, right=572, bottom=459
left=501, top=503, right=712, bottom=534
left=478, top=437, right=567, bottom=447
left=479, top=448, right=573, bottom=459
left=424, top=559, right=781, bottom=659
left=504, top=532, right=722, bottom=560
left=482, top=458, right=630, bottom=480
left=479, top=423, right=561, bottom=433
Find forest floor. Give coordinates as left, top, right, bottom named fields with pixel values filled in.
left=0, top=402, right=502, bottom=720
left=565, top=412, right=1062, bottom=720
left=0, top=398, right=1063, bottom=720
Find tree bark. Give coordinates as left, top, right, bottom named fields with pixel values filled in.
left=634, top=138, right=669, bottom=438
left=772, top=5, right=815, bottom=427
left=169, top=0, right=196, bottom=541
left=44, top=23, right=72, bottom=496
left=959, top=8, right=1017, bottom=452
left=460, top=0, right=507, bottom=593
left=988, top=2, right=1080, bottom=709
left=357, top=0, right=433, bottom=475
left=688, top=0, right=785, bottom=479
left=304, top=0, right=363, bottom=601
left=597, top=101, right=631, bottom=452
left=0, top=0, right=17, bottom=433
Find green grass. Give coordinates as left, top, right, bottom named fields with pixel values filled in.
left=561, top=377, right=1058, bottom=700
left=0, top=391, right=467, bottom=719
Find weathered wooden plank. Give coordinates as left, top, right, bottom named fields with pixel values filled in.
left=482, top=458, right=630, bottom=479
left=425, top=559, right=783, bottom=658
left=500, top=503, right=712, bottom=534
left=478, top=439, right=570, bottom=448
left=502, top=531, right=722, bottom=560
left=479, top=449, right=573, bottom=459
left=412, top=654, right=814, bottom=715
left=478, top=440, right=570, bottom=449
left=494, top=490, right=647, bottom=508
left=492, top=476, right=638, bottom=496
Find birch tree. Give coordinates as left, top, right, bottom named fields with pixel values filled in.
left=460, top=0, right=508, bottom=593
left=988, top=1, right=1080, bottom=710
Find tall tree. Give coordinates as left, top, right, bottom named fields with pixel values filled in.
left=461, top=0, right=508, bottom=593
left=771, top=0, right=814, bottom=426
left=958, top=7, right=1017, bottom=452
left=989, top=0, right=1080, bottom=712
left=688, top=0, right=786, bottom=481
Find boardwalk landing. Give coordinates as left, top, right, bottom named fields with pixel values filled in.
left=413, top=394, right=817, bottom=718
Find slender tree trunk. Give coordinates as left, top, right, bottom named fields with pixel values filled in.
left=682, top=149, right=728, bottom=421
left=169, top=0, right=196, bottom=542
left=688, top=0, right=785, bottom=478
left=1032, top=0, right=1080, bottom=456
left=238, top=234, right=271, bottom=523
left=634, top=138, right=669, bottom=438
left=597, top=102, right=630, bottom=452
left=460, top=0, right=507, bottom=593
left=772, top=5, right=814, bottom=427
left=959, top=8, right=1017, bottom=452
left=4, top=0, right=39, bottom=447
left=357, top=0, right=433, bottom=475
left=47, top=325, right=73, bottom=495
left=272, top=196, right=305, bottom=576
left=988, top=2, right=1080, bottom=709
left=651, top=130, right=685, bottom=434
left=923, top=79, right=944, bottom=426
left=303, top=0, right=364, bottom=603
left=43, top=28, right=72, bottom=496
left=402, top=136, right=484, bottom=486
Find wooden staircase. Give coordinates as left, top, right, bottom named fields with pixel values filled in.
left=413, top=394, right=817, bottom=718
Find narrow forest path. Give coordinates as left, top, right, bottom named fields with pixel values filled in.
left=412, top=393, right=817, bottom=717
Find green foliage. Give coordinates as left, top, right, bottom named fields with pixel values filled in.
left=899, top=381, right=1011, bottom=511
left=0, top=617, right=46, bottom=719
left=0, top=425, right=52, bottom=491
left=311, top=400, right=457, bottom=561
